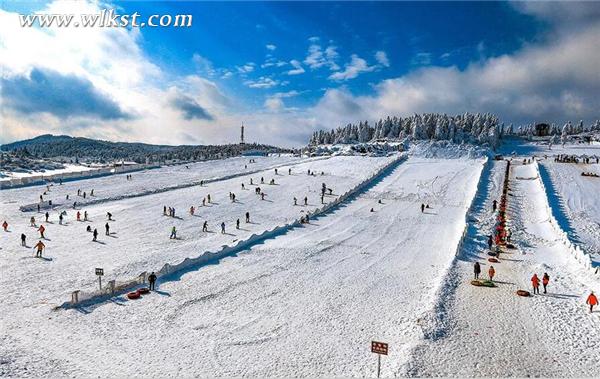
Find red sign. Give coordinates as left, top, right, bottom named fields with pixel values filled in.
left=371, top=341, right=388, bottom=355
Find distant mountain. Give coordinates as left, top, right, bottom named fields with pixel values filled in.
left=1, top=135, right=291, bottom=163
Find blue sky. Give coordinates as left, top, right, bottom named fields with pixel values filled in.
left=1, top=1, right=599, bottom=146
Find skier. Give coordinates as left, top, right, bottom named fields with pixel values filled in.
left=37, top=204, right=40, bottom=212
left=294, top=197, right=297, bottom=206
left=83, top=192, right=86, bottom=199
left=202, top=198, right=206, bottom=206
left=207, top=194, right=211, bottom=203
left=84, top=211, right=88, bottom=221
left=250, top=178, right=253, bottom=185
left=531, top=274, right=540, bottom=295
left=90, top=189, right=94, bottom=196
left=34, top=240, right=45, bottom=258
left=59, top=213, right=63, bottom=225
left=202, top=221, right=208, bottom=232
left=148, top=272, right=157, bottom=291
left=370, top=208, right=374, bottom=212
left=242, top=183, right=245, bottom=190
left=288, top=168, right=292, bottom=175
left=86, top=225, right=92, bottom=232
left=77, top=211, right=81, bottom=221
left=542, top=273, right=550, bottom=294
left=304, top=197, right=308, bottom=206
left=163, top=206, right=167, bottom=215
left=93, top=228, right=98, bottom=241
left=190, top=206, right=195, bottom=216
left=40, top=194, right=43, bottom=202
left=275, top=168, right=278, bottom=175
left=105, top=222, right=110, bottom=236
left=421, top=203, right=425, bottom=213
left=492, top=200, right=498, bottom=212
left=30, top=216, right=36, bottom=227
left=245, top=212, right=250, bottom=223
left=107, top=212, right=112, bottom=221
left=66, top=194, right=69, bottom=200
left=587, top=292, right=598, bottom=313
left=2, top=220, right=7, bottom=231
left=261, top=193, right=265, bottom=200
left=474, top=262, right=481, bottom=279
left=232, top=193, right=236, bottom=202
left=488, top=266, right=496, bottom=281
left=38, top=225, right=45, bottom=238
left=261, top=177, right=264, bottom=184
left=488, top=235, right=493, bottom=250
left=45, top=212, right=49, bottom=222
left=21, top=233, right=26, bottom=247
left=236, top=219, right=240, bottom=230
left=221, top=222, right=225, bottom=234
left=170, top=226, right=177, bottom=239
left=321, top=195, right=324, bottom=204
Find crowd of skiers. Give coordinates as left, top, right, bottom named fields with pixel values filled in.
left=554, top=154, right=599, bottom=164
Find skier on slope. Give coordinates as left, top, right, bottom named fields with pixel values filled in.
left=474, top=262, right=481, bottom=279
left=34, top=240, right=45, bottom=258
left=542, top=273, right=550, bottom=294
left=421, top=203, right=425, bottom=213
left=30, top=216, right=36, bottom=227
left=107, top=212, right=112, bottom=221
left=93, top=228, right=98, bottom=241
left=245, top=212, right=250, bottom=223
left=587, top=292, right=598, bottom=313
left=304, top=197, right=308, bottom=206
left=190, top=206, right=195, bottom=216
left=488, top=235, right=493, bottom=250
left=492, top=200, right=498, bottom=212
left=202, top=221, right=208, bottom=232
left=531, top=274, right=541, bottom=295
left=221, top=222, right=226, bottom=234
left=105, top=223, right=110, bottom=236
left=170, top=226, right=177, bottom=239
left=21, top=233, right=26, bottom=247
left=148, top=272, right=157, bottom=291
left=236, top=219, right=240, bottom=229
left=2, top=221, right=8, bottom=232
left=84, top=211, right=88, bottom=221
left=488, top=266, right=496, bottom=281
left=38, top=225, right=45, bottom=239
left=77, top=211, right=81, bottom=221
left=59, top=213, right=63, bottom=225
left=45, top=212, right=49, bottom=222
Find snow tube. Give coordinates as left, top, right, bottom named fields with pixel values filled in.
left=127, top=291, right=141, bottom=300
left=471, top=279, right=496, bottom=288
left=506, top=243, right=516, bottom=249
left=516, top=290, right=531, bottom=297
left=137, top=287, right=150, bottom=295
left=487, top=251, right=497, bottom=256
left=488, top=257, right=499, bottom=263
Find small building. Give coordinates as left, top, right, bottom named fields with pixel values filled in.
left=534, top=123, right=550, bottom=137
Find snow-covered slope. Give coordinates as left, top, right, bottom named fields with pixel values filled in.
left=0, top=156, right=484, bottom=377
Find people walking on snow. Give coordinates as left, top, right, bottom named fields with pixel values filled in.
left=542, top=273, right=550, bottom=294
left=488, top=266, right=496, bottom=281
left=59, top=213, right=63, bottom=225
left=107, top=212, right=112, bottom=221
left=207, top=194, right=211, bottom=203
left=202, top=198, right=206, bottom=206
left=242, top=183, right=245, bottom=190
left=203, top=221, right=208, bottom=232
left=261, top=193, right=266, bottom=200
left=294, top=197, right=298, bottom=206
left=488, top=235, right=493, bottom=250
left=261, top=177, right=264, bottom=184
left=93, top=228, right=98, bottom=241
left=45, top=212, right=49, bottom=222
left=421, top=203, right=425, bottom=213
left=105, top=222, right=110, bottom=236
left=587, top=292, right=598, bottom=313
left=21, top=233, right=26, bottom=247
left=86, top=225, right=92, bottom=233
left=304, top=197, right=308, bottom=206
left=492, top=200, right=497, bottom=212
left=190, top=206, right=195, bottom=216
left=148, top=272, right=157, bottom=291
left=38, top=225, right=45, bottom=238
left=474, top=262, right=481, bottom=279
left=245, top=212, right=250, bottom=223
left=2, top=221, right=8, bottom=232
left=288, top=168, right=292, bottom=175
left=275, top=168, right=278, bottom=175
left=34, top=240, right=45, bottom=258
left=163, top=206, right=167, bottom=215
left=531, top=274, right=540, bottom=294
left=236, top=219, right=240, bottom=229
left=221, top=222, right=226, bottom=234
left=30, top=216, right=36, bottom=227
left=170, top=226, right=177, bottom=239
left=84, top=211, right=88, bottom=221
left=77, top=211, right=81, bottom=221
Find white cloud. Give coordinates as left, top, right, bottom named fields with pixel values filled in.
left=375, top=51, right=390, bottom=67
left=244, top=76, right=280, bottom=89
left=264, top=97, right=284, bottom=111
left=236, top=63, right=256, bottom=73
left=266, top=44, right=277, bottom=51
left=328, top=54, right=376, bottom=81
left=287, top=60, right=305, bottom=75
left=411, top=52, right=432, bottom=66
left=304, top=43, right=339, bottom=71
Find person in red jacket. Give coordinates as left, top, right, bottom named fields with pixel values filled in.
left=2, top=220, right=8, bottom=232
left=38, top=224, right=45, bottom=238
left=587, top=292, right=598, bottom=313
left=542, top=273, right=550, bottom=294
left=531, top=274, right=540, bottom=295
left=488, top=266, right=496, bottom=281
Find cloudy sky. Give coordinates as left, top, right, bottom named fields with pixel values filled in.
left=1, top=1, right=599, bottom=147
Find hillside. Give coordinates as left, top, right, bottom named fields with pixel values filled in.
left=1, top=134, right=290, bottom=163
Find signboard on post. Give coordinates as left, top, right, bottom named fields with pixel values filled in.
left=95, top=268, right=104, bottom=290
left=371, top=341, right=388, bottom=378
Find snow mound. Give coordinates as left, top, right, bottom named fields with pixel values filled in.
left=408, top=140, right=488, bottom=159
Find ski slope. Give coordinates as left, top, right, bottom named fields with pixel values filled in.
left=539, top=160, right=600, bottom=266
left=410, top=160, right=600, bottom=377
left=0, top=157, right=484, bottom=377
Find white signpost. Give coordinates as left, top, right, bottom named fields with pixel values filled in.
left=95, top=268, right=104, bottom=290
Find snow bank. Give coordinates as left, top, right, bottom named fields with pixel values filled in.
left=60, top=155, right=406, bottom=308
left=533, top=160, right=599, bottom=276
